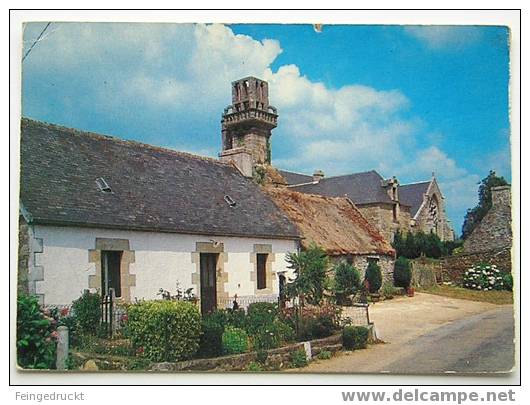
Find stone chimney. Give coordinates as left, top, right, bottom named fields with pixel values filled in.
left=491, top=185, right=511, bottom=209
left=313, top=169, right=325, bottom=183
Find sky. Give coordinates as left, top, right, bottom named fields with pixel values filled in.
left=21, top=22, right=511, bottom=236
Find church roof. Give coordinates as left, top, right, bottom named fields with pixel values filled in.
left=277, top=169, right=313, bottom=185
left=265, top=187, right=395, bottom=256
left=398, top=181, right=431, bottom=218
left=288, top=170, right=394, bottom=205
left=19, top=118, right=300, bottom=240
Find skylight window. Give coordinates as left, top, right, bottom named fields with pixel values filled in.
left=224, top=195, right=236, bottom=207
left=95, top=177, right=112, bottom=193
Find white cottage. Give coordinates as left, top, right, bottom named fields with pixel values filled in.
left=18, top=117, right=301, bottom=312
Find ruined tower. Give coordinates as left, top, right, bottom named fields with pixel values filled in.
left=219, top=77, right=278, bottom=177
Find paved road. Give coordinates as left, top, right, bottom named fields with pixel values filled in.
left=299, top=294, right=515, bottom=374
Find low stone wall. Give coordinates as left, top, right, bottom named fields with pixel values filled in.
left=440, top=248, right=512, bottom=285
left=151, top=325, right=376, bottom=372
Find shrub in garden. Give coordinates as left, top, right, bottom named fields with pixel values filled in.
left=393, top=256, right=412, bottom=289
left=332, top=260, right=361, bottom=304
left=252, top=319, right=295, bottom=351
left=246, top=302, right=278, bottom=334
left=503, top=273, right=513, bottom=291
left=463, top=264, right=505, bottom=291
left=317, top=350, right=332, bottom=360
left=365, top=261, right=383, bottom=293
left=246, top=361, right=264, bottom=372
left=128, top=300, right=201, bottom=362
left=17, top=294, right=57, bottom=369
left=198, top=316, right=224, bottom=358
left=289, top=348, right=308, bottom=368
left=342, top=326, right=369, bottom=350
left=71, top=290, right=101, bottom=335
left=222, top=327, right=249, bottom=355
left=295, top=303, right=341, bottom=341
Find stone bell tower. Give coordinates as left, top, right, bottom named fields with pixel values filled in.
left=219, top=77, right=278, bottom=177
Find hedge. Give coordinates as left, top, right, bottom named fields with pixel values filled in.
left=128, top=300, right=201, bottom=362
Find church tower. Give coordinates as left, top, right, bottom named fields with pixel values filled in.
left=219, top=77, right=278, bottom=177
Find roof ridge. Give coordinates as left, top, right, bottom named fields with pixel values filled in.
left=320, top=169, right=384, bottom=181
left=21, top=117, right=228, bottom=167
left=400, top=180, right=432, bottom=187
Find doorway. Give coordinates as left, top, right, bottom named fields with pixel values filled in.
left=200, top=253, right=218, bottom=314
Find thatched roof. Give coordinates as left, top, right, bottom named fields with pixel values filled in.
left=265, top=187, right=395, bottom=257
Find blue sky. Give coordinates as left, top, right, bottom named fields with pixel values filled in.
left=21, top=23, right=511, bottom=236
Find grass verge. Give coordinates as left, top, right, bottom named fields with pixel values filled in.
left=420, top=284, right=513, bottom=305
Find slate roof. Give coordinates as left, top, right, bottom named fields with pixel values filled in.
left=398, top=181, right=431, bottom=218
left=265, top=188, right=395, bottom=256
left=19, top=118, right=300, bottom=240
left=289, top=170, right=393, bottom=205
left=278, top=170, right=313, bottom=186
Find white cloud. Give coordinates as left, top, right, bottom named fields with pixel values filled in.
left=404, top=26, right=482, bottom=50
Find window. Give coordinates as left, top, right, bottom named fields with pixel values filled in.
left=95, top=177, right=112, bottom=193
left=101, top=250, right=122, bottom=297
left=257, top=253, right=268, bottom=290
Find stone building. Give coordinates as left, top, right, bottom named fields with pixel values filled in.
left=279, top=169, right=454, bottom=243
left=19, top=118, right=300, bottom=310
left=264, top=188, right=396, bottom=282
left=399, top=177, right=455, bottom=241
left=463, top=185, right=512, bottom=253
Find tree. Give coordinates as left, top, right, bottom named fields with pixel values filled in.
left=332, top=260, right=361, bottom=304
left=285, top=244, right=329, bottom=305
left=393, top=256, right=412, bottom=288
left=462, top=170, right=508, bottom=239
left=365, top=261, right=383, bottom=293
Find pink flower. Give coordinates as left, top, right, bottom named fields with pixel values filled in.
left=60, top=307, right=69, bottom=317
left=50, top=331, right=59, bottom=340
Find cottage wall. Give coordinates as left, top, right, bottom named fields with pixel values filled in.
left=29, top=225, right=297, bottom=306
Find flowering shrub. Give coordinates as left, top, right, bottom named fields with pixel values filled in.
left=17, top=294, right=57, bottom=369
left=281, top=303, right=342, bottom=341
left=463, top=264, right=505, bottom=291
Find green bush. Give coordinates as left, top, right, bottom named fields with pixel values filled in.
left=246, top=361, right=264, bottom=372
left=128, top=300, right=201, bottom=362
left=393, top=256, right=412, bottom=288
left=365, top=261, right=383, bottom=293
left=246, top=302, right=278, bottom=334
left=317, top=350, right=332, bottom=360
left=198, top=316, right=224, bottom=358
left=71, top=290, right=101, bottom=335
left=17, top=294, right=57, bottom=369
left=222, top=327, right=249, bottom=355
left=342, top=326, right=369, bottom=350
left=289, top=348, right=308, bottom=368
left=332, top=260, right=361, bottom=304
left=252, top=319, right=295, bottom=351
left=503, top=273, right=513, bottom=291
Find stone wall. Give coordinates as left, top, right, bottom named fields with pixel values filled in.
left=440, top=248, right=512, bottom=284
left=410, top=257, right=440, bottom=288
left=18, top=215, right=29, bottom=295
left=463, top=186, right=512, bottom=253
left=357, top=204, right=410, bottom=243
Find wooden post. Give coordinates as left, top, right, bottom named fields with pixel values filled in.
left=56, top=325, right=69, bottom=370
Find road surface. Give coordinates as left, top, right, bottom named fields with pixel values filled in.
left=299, top=293, right=515, bottom=374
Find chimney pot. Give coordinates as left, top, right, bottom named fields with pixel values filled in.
left=313, top=170, right=325, bottom=182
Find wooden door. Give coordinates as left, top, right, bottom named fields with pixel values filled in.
left=200, top=253, right=218, bottom=314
